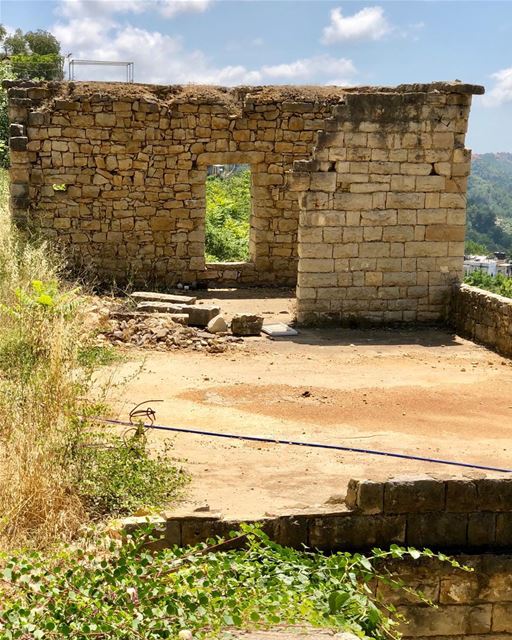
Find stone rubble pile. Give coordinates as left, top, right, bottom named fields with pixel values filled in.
left=104, top=314, right=241, bottom=353
left=94, top=290, right=264, bottom=352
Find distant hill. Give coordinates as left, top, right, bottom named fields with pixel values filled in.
left=467, top=152, right=512, bottom=254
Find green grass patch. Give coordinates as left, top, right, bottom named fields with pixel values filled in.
left=78, top=344, right=122, bottom=368
left=71, top=434, right=188, bottom=518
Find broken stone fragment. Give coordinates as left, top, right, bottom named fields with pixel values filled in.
left=231, top=313, right=264, bottom=336
left=130, top=291, right=196, bottom=305
left=206, top=314, right=228, bottom=334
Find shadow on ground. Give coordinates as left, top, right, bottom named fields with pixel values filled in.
left=267, top=326, right=462, bottom=348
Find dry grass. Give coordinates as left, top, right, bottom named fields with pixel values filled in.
left=0, top=170, right=88, bottom=548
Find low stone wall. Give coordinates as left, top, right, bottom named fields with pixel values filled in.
left=382, top=554, right=512, bottom=638
left=127, top=475, right=512, bottom=551
left=452, top=283, right=512, bottom=357
left=124, top=475, right=512, bottom=639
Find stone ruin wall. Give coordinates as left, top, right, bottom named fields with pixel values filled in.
left=7, top=82, right=346, bottom=287
left=6, top=80, right=484, bottom=324
left=125, top=475, right=512, bottom=639
left=293, top=86, right=479, bottom=324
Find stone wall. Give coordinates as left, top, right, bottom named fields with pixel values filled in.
left=6, top=81, right=348, bottom=287
left=124, top=475, right=512, bottom=639
left=293, top=83, right=483, bottom=324
left=6, top=80, right=484, bottom=322
left=452, top=283, right=512, bottom=357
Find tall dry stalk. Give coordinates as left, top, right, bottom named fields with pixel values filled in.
left=0, top=170, right=88, bottom=547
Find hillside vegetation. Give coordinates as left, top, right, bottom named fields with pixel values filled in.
left=205, top=168, right=251, bottom=262
left=467, top=153, right=512, bottom=254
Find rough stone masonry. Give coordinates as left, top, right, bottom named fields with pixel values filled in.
left=5, top=80, right=484, bottom=324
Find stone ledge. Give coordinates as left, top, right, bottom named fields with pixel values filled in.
left=451, top=284, right=512, bottom=357
left=122, top=475, right=512, bottom=553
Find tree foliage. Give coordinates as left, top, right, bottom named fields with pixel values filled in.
left=205, top=168, right=251, bottom=262
left=0, top=25, right=64, bottom=167
left=464, top=270, right=512, bottom=298
left=467, top=153, right=512, bottom=254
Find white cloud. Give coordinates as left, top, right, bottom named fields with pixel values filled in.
left=484, top=67, right=512, bottom=106
left=261, top=55, right=356, bottom=83
left=57, top=0, right=212, bottom=19
left=322, top=6, right=391, bottom=44
left=158, top=0, right=212, bottom=18
left=55, top=17, right=357, bottom=86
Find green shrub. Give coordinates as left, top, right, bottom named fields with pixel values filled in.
left=77, top=344, right=121, bottom=368
left=464, top=270, right=512, bottom=298
left=0, top=525, right=468, bottom=639
left=205, top=169, right=251, bottom=262
left=71, top=433, right=188, bottom=517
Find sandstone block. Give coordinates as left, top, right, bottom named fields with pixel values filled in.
left=387, top=192, right=425, bottom=209
left=333, top=192, right=373, bottom=210
left=345, top=479, right=384, bottom=513
left=131, top=291, right=197, bottom=305
left=10, top=136, right=28, bottom=151
left=231, top=313, right=263, bottom=336
left=384, top=477, right=445, bottom=513
left=95, top=113, right=116, bottom=127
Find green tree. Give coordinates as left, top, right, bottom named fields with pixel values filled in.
left=467, top=153, right=512, bottom=254
left=0, top=25, right=64, bottom=167
left=0, top=25, right=64, bottom=81
left=2, top=28, right=28, bottom=56
left=24, top=29, right=61, bottom=56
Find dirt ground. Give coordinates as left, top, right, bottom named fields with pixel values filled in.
left=103, top=288, right=512, bottom=519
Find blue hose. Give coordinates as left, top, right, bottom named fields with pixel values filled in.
left=90, top=416, right=512, bottom=474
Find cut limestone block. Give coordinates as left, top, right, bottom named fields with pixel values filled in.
left=231, top=313, right=264, bottom=336
left=131, top=291, right=196, bottom=305
left=187, top=305, right=221, bottom=327
left=261, top=323, right=298, bottom=337
left=136, top=302, right=186, bottom=313
left=136, top=301, right=219, bottom=327
left=207, top=315, right=228, bottom=334
left=111, top=310, right=189, bottom=325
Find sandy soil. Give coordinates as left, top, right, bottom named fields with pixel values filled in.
left=102, top=289, right=512, bottom=519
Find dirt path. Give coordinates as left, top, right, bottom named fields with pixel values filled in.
left=101, top=290, right=512, bottom=518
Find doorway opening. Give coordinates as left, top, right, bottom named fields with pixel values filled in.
left=205, top=164, right=251, bottom=263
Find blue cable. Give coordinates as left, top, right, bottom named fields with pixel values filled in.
left=90, top=416, right=512, bottom=474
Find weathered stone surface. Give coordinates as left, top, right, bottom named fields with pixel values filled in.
left=345, top=478, right=384, bottom=514
left=406, top=512, right=468, bottom=548
left=452, top=284, right=512, bottom=357
left=136, top=301, right=186, bottom=314
left=206, top=314, right=228, bottom=334
left=384, top=477, right=445, bottom=513
left=9, top=136, right=28, bottom=151
left=6, top=79, right=480, bottom=321
left=187, top=305, right=221, bottom=327
left=131, top=291, right=197, bottom=305
left=231, top=313, right=264, bottom=336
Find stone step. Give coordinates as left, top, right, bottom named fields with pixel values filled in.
left=136, top=301, right=220, bottom=327
left=110, top=310, right=189, bottom=324
left=130, top=291, right=197, bottom=305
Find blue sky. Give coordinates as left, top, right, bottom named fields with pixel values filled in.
left=2, top=0, right=512, bottom=152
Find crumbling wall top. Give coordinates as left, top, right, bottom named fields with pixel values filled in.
left=2, top=79, right=485, bottom=111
